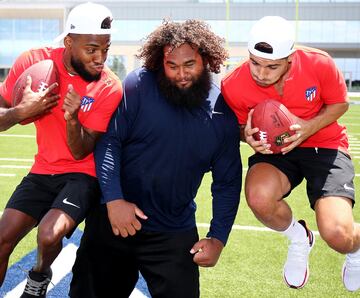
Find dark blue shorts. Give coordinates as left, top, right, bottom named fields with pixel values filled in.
left=248, top=147, right=355, bottom=209
left=6, top=173, right=100, bottom=225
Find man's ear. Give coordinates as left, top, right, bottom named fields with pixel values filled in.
left=287, top=52, right=294, bottom=63
left=63, top=35, right=73, bottom=49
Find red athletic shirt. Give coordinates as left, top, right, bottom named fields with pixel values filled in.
left=0, top=47, right=122, bottom=176
left=221, top=46, right=349, bottom=152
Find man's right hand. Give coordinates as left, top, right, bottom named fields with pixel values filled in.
left=244, top=109, right=272, bottom=154
left=15, top=75, right=59, bottom=120
left=106, top=199, right=148, bottom=237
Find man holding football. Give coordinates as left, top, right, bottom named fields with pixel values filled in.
left=0, top=2, right=122, bottom=297
left=222, top=16, right=360, bottom=291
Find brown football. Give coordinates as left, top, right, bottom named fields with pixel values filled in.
left=11, top=59, right=59, bottom=125
left=251, top=99, right=296, bottom=154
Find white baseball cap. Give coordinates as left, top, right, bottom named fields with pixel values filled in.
left=248, top=16, right=295, bottom=60
left=54, top=2, right=113, bottom=42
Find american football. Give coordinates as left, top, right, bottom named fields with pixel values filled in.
left=11, top=59, right=59, bottom=124
left=251, top=99, right=296, bottom=154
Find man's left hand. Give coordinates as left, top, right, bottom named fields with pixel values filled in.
left=63, top=84, right=82, bottom=121
left=190, top=237, right=224, bottom=267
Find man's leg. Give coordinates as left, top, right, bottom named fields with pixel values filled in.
left=69, top=205, right=139, bottom=298
left=21, top=173, right=99, bottom=298
left=0, top=209, right=36, bottom=286
left=245, top=163, right=292, bottom=231
left=138, top=228, right=200, bottom=298
left=35, top=209, right=76, bottom=271
left=315, top=196, right=360, bottom=291
left=246, top=162, right=314, bottom=288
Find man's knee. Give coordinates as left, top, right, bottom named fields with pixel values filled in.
left=319, top=223, right=355, bottom=254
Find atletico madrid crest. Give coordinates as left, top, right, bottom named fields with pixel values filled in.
left=80, top=96, right=95, bottom=112
left=305, top=86, right=317, bottom=102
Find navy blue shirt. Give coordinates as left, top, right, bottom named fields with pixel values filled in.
left=95, top=68, right=242, bottom=245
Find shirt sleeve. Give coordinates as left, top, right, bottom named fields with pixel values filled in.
left=82, top=74, right=123, bottom=133
left=94, top=71, right=139, bottom=203
left=206, top=96, right=242, bottom=245
left=317, top=54, right=348, bottom=104
left=221, top=69, right=249, bottom=125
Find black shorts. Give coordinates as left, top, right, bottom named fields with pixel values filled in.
left=6, top=173, right=100, bottom=226
left=248, top=147, right=355, bottom=209
left=70, top=205, right=200, bottom=298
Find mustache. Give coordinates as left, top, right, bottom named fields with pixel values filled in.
left=157, top=68, right=211, bottom=110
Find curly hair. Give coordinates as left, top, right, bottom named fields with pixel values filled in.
left=137, top=19, right=228, bottom=74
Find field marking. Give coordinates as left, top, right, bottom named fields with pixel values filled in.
left=0, top=165, right=31, bottom=169
left=197, top=223, right=320, bottom=236
left=0, top=158, right=33, bottom=162
left=1, top=229, right=151, bottom=298
left=0, top=134, right=35, bottom=138
left=0, top=174, right=16, bottom=177
left=4, top=244, right=78, bottom=298
left=343, top=123, right=360, bottom=126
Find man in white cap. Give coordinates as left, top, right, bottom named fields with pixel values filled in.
left=0, top=2, right=122, bottom=297
left=222, top=16, right=360, bottom=291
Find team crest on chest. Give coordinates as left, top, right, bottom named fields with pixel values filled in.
left=80, top=96, right=95, bottom=112
left=305, top=86, right=317, bottom=102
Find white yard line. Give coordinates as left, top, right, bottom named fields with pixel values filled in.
left=0, top=165, right=31, bottom=169
left=0, top=134, right=35, bottom=138
left=197, top=223, right=320, bottom=235
left=343, top=123, right=360, bottom=126
left=0, top=158, right=33, bottom=162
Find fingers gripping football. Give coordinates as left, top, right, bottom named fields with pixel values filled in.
left=250, top=99, right=297, bottom=154
left=11, top=60, right=60, bottom=125
left=16, top=75, right=59, bottom=124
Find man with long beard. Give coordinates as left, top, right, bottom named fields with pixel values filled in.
left=69, top=20, right=242, bottom=298
left=0, top=3, right=122, bottom=297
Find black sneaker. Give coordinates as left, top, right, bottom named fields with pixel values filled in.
left=20, top=268, right=52, bottom=298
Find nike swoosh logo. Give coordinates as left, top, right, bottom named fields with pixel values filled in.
left=212, top=111, right=224, bottom=115
left=63, top=198, right=80, bottom=208
left=344, top=184, right=354, bottom=191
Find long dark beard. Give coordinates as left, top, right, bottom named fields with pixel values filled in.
left=71, top=57, right=101, bottom=82
left=157, top=68, right=211, bottom=109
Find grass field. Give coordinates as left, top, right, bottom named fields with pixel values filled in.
left=1, top=101, right=360, bottom=297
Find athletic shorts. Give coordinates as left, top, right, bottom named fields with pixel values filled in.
left=69, top=204, right=200, bottom=298
left=6, top=173, right=100, bottom=228
left=248, top=147, right=355, bottom=209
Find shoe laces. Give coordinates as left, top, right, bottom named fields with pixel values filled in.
left=287, top=239, right=311, bottom=262
left=23, top=275, right=51, bottom=296
left=346, top=250, right=360, bottom=269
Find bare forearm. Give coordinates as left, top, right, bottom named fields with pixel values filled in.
left=0, top=107, right=22, bottom=131
left=307, top=102, right=348, bottom=134
left=66, top=119, right=98, bottom=160
left=240, top=124, right=246, bottom=142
